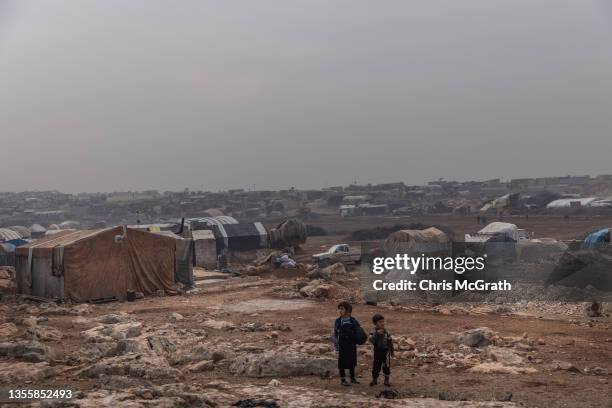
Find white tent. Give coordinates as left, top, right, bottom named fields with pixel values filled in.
left=465, top=222, right=519, bottom=242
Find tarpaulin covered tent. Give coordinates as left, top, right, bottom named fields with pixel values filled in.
left=465, top=222, right=519, bottom=243
left=153, top=230, right=194, bottom=286
left=581, top=228, right=611, bottom=251
left=15, top=227, right=177, bottom=302
left=268, top=219, right=307, bottom=249
left=192, top=229, right=216, bottom=269
left=384, top=227, right=450, bottom=256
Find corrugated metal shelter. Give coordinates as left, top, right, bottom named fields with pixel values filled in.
left=384, top=227, right=450, bottom=256
left=15, top=227, right=177, bottom=302
left=192, top=229, right=217, bottom=269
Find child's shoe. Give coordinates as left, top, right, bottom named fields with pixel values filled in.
left=384, top=376, right=391, bottom=387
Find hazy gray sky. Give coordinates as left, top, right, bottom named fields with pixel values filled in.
left=1, top=1, right=611, bottom=193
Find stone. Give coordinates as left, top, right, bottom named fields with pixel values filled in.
left=97, top=313, right=132, bottom=324
left=82, top=322, right=142, bottom=343
left=299, top=280, right=335, bottom=298
left=79, top=354, right=179, bottom=379
left=306, top=269, right=331, bottom=281
left=26, top=325, right=63, bottom=342
left=185, top=359, right=214, bottom=372
left=0, top=361, right=56, bottom=383
left=552, top=361, right=581, bottom=373
left=170, top=312, right=184, bottom=321
left=201, top=319, right=235, bottom=330
left=0, top=340, right=51, bottom=362
left=585, top=302, right=602, bottom=317
left=456, top=327, right=496, bottom=347
left=469, top=362, right=537, bottom=375
left=486, top=346, right=524, bottom=366
left=0, top=322, right=18, bottom=339
left=230, top=351, right=336, bottom=378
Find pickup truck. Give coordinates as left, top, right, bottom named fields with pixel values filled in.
left=312, top=244, right=361, bottom=267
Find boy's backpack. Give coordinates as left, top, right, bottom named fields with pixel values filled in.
left=354, top=324, right=367, bottom=345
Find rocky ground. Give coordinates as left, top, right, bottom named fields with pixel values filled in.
left=0, top=255, right=610, bottom=408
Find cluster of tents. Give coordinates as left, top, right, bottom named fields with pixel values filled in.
left=380, top=222, right=611, bottom=291
left=9, top=217, right=309, bottom=303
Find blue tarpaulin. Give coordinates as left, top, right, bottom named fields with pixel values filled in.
left=6, top=239, right=28, bottom=247
left=581, top=228, right=611, bottom=250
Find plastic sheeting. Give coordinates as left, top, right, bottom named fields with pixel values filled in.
left=581, top=228, right=611, bottom=251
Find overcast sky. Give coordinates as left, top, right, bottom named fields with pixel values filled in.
left=1, top=1, right=611, bottom=193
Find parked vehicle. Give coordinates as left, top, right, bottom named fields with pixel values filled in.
left=312, top=244, right=361, bottom=267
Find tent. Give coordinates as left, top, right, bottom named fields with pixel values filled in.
left=581, top=228, right=611, bottom=251
left=0, top=243, right=16, bottom=266
left=30, top=224, right=47, bottom=239
left=546, top=197, right=598, bottom=209
left=384, top=227, right=450, bottom=256
left=0, top=228, right=22, bottom=242
left=268, top=219, right=307, bottom=249
left=15, top=227, right=177, bottom=302
left=213, top=222, right=268, bottom=252
left=465, top=222, right=519, bottom=243
left=153, top=230, right=194, bottom=286
left=7, top=226, right=31, bottom=239
left=192, top=229, right=217, bottom=269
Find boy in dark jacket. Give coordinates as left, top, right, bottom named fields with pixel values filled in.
left=368, top=313, right=394, bottom=386
left=333, top=301, right=360, bottom=386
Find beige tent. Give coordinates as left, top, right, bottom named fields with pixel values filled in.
left=384, top=227, right=450, bottom=256
left=15, top=227, right=177, bottom=302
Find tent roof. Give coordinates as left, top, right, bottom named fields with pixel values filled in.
left=0, top=228, right=22, bottom=241
left=386, top=227, right=449, bottom=244
left=546, top=197, right=599, bottom=208
left=477, top=222, right=518, bottom=236
left=18, top=229, right=109, bottom=250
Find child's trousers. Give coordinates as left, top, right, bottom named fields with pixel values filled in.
left=372, top=351, right=390, bottom=379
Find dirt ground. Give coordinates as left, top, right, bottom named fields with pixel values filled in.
left=1, top=214, right=611, bottom=407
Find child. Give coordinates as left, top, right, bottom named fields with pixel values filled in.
left=369, top=313, right=393, bottom=386
left=333, top=301, right=360, bottom=386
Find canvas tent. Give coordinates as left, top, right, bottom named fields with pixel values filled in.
left=153, top=231, right=194, bottom=286
left=384, top=227, right=450, bottom=256
left=15, top=227, right=177, bottom=302
left=192, top=229, right=217, bottom=269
